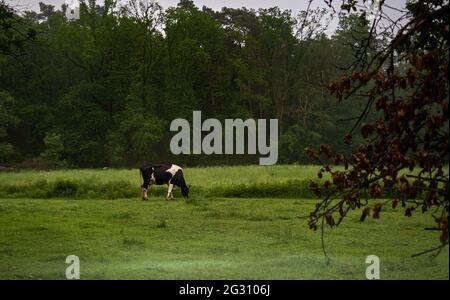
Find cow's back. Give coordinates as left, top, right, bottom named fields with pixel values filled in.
left=152, top=164, right=181, bottom=185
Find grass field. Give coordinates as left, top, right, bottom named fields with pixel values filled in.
left=0, top=166, right=448, bottom=279
left=0, top=165, right=328, bottom=199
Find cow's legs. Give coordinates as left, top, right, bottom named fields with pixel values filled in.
left=141, top=186, right=148, bottom=200
left=166, top=183, right=174, bottom=200
left=170, top=186, right=176, bottom=199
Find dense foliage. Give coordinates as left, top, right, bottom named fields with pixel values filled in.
left=0, top=0, right=368, bottom=167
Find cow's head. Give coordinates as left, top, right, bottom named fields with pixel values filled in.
left=181, top=184, right=190, bottom=199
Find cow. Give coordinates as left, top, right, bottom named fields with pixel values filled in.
left=140, top=164, right=190, bottom=200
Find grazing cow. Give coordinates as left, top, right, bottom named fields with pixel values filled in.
left=140, top=164, right=190, bottom=200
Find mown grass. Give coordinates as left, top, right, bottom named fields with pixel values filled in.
left=0, top=166, right=447, bottom=279
left=0, top=197, right=447, bottom=279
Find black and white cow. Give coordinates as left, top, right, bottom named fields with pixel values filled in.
left=140, top=164, right=190, bottom=200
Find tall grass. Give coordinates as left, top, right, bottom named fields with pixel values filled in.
left=0, top=165, right=323, bottom=199
left=0, top=165, right=445, bottom=199
left=0, top=177, right=317, bottom=199
left=0, top=165, right=325, bottom=186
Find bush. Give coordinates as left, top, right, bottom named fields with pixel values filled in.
left=39, top=133, right=67, bottom=168
left=209, top=180, right=315, bottom=198
left=0, top=177, right=395, bottom=200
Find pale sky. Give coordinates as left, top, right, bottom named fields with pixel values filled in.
left=9, top=0, right=407, bottom=14
left=8, top=0, right=331, bottom=12
left=8, top=0, right=408, bottom=35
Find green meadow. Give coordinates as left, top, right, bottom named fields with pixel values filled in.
left=0, top=166, right=448, bottom=279
left=0, top=165, right=326, bottom=199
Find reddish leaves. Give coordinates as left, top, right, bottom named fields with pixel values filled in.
left=325, top=213, right=335, bottom=227
left=360, top=207, right=370, bottom=222
left=360, top=123, right=374, bottom=138
left=372, top=203, right=382, bottom=219
left=343, top=133, right=352, bottom=144
left=306, top=47, right=449, bottom=246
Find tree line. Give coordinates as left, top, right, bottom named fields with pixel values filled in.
left=0, top=0, right=374, bottom=167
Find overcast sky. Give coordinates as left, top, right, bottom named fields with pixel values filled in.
left=10, top=0, right=332, bottom=12
left=9, top=0, right=407, bottom=14
left=8, top=0, right=407, bottom=35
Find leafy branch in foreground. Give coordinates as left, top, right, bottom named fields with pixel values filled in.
left=306, top=0, right=449, bottom=257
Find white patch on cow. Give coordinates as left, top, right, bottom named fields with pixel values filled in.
left=150, top=172, right=156, bottom=184
left=166, top=164, right=182, bottom=176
